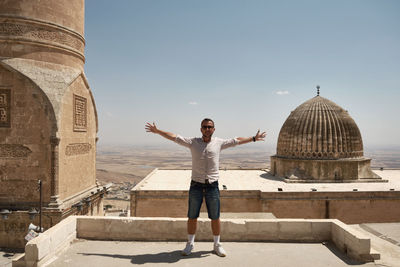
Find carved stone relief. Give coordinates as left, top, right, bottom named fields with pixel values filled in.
left=73, top=94, right=87, bottom=132
left=0, top=21, right=84, bottom=54
left=0, top=144, right=32, bottom=158
left=0, top=88, right=10, bottom=127
left=65, top=143, right=91, bottom=156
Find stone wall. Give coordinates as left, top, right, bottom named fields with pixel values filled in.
left=0, top=0, right=102, bottom=249
left=270, top=156, right=381, bottom=181
left=0, top=210, right=62, bottom=249
left=58, top=74, right=97, bottom=201
left=0, top=194, right=104, bottom=249
left=131, top=190, right=400, bottom=224
left=0, top=0, right=85, bottom=69
left=0, top=64, right=53, bottom=207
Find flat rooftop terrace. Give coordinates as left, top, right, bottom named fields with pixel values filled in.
left=137, top=169, right=400, bottom=192
left=11, top=216, right=400, bottom=267
left=131, top=169, right=400, bottom=222
left=48, top=240, right=374, bottom=267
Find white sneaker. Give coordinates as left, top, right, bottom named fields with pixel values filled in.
left=214, top=243, right=226, bottom=257
left=181, top=242, right=194, bottom=256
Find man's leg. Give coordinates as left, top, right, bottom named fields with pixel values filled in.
left=205, top=182, right=226, bottom=257
left=182, top=182, right=203, bottom=256
left=188, top=218, right=197, bottom=234
left=211, top=218, right=220, bottom=235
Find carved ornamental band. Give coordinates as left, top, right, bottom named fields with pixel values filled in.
left=73, top=94, right=87, bottom=132
left=0, top=89, right=11, bottom=128
left=0, top=20, right=84, bottom=56
left=66, top=143, right=92, bottom=156
left=0, top=144, right=32, bottom=158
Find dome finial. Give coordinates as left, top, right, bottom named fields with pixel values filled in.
left=316, top=85, right=320, bottom=96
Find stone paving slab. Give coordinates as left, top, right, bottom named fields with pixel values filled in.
left=0, top=250, right=21, bottom=267
left=351, top=224, right=400, bottom=267
left=48, top=240, right=375, bottom=267
left=360, top=223, right=400, bottom=246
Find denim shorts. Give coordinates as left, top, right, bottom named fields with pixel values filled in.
left=187, top=180, right=220, bottom=220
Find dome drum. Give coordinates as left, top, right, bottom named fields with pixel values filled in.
left=270, top=156, right=382, bottom=182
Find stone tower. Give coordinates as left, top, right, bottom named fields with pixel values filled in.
left=270, top=90, right=383, bottom=183
left=0, top=0, right=107, bottom=248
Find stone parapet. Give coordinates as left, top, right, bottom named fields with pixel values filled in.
left=13, top=216, right=379, bottom=266
left=20, top=216, right=77, bottom=267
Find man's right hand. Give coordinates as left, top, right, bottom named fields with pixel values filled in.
left=145, top=122, right=177, bottom=141
left=145, top=122, right=159, bottom=134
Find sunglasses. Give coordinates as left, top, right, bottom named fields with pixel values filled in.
left=201, top=125, right=214, bottom=129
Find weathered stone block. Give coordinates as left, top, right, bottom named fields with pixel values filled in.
left=77, top=217, right=106, bottom=238
left=331, top=221, right=345, bottom=251
left=25, top=234, right=50, bottom=262
left=343, top=228, right=370, bottom=255
left=310, top=220, right=332, bottom=241
left=278, top=220, right=313, bottom=241
left=242, top=220, right=279, bottom=241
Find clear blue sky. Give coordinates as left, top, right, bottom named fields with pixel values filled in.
left=85, top=0, right=400, bottom=148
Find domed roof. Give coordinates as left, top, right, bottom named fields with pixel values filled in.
left=276, top=95, right=363, bottom=160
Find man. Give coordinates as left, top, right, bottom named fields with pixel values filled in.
left=145, top=118, right=266, bottom=257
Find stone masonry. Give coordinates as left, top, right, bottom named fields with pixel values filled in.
left=0, top=0, right=106, bottom=249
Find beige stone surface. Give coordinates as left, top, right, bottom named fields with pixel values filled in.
left=0, top=58, right=99, bottom=207
left=0, top=211, right=63, bottom=249
left=0, top=0, right=102, bottom=249
left=351, top=224, right=400, bottom=267
left=0, top=0, right=84, bottom=35
left=11, top=220, right=400, bottom=267
left=48, top=240, right=375, bottom=267
left=1, top=58, right=81, bottom=130
left=136, top=169, right=400, bottom=192
left=0, top=0, right=85, bottom=69
left=276, top=96, right=363, bottom=160
left=271, top=156, right=382, bottom=182
left=58, top=74, right=97, bottom=201
left=333, top=221, right=374, bottom=261
left=19, top=216, right=378, bottom=266
left=24, top=216, right=76, bottom=267
left=76, top=217, right=340, bottom=243
left=360, top=222, right=400, bottom=245
left=271, top=95, right=380, bottom=182
left=0, top=63, right=53, bottom=205
left=131, top=169, right=400, bottom=223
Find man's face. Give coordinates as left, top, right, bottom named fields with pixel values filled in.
left=201, top=120, right=215, bottom=138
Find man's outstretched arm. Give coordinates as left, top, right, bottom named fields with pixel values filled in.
left=237, top=130, right=267, bottom=145
left=145, top=122, right=176, bottom=141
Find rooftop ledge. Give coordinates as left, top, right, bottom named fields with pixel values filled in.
left=14, top=216, right=379, bottom=267
left=131, top=168, right=400, bottom=192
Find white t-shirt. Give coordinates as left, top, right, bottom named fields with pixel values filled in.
left=175, top=135, right=238, bottom=183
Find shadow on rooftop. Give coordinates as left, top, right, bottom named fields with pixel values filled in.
left=324, top=242, right=365, bottom=266
left=259, top=171, right=285, bottom=182
left=80, top=250, right=211, bottom=264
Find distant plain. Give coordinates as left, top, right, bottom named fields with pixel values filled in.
left=97, top=144, right=400, bottom=211
left=97, top=144, right=400, bottom=183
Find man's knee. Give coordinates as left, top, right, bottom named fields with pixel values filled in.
left=211, top=218, right=220, bottom=224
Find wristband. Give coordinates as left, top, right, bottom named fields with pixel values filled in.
left=252, top=136, right=256, bottom=142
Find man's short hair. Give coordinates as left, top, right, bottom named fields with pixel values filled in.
left=201, top=118, right=214, bottom=127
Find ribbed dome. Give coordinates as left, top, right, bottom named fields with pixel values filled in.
left=276, top=96, right=363, bottom=160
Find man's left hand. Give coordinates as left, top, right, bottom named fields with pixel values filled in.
left=255, top=130, right=267, bottom=141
